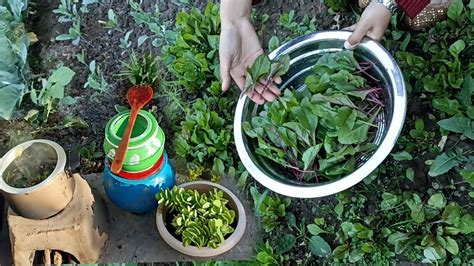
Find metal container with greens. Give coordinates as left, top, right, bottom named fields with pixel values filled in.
left=234, top=31, right=407, bottom=198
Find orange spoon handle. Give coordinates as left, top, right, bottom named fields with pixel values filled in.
left=111, top=107, right=140, bottom=174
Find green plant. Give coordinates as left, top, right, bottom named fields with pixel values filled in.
left=128, top=0, right=175, bottom=48
left=0, top=0, right=29, bottom=120
left=255, top=241, right=281, bottom=265
left=174, top=95, right=235, bottom=180
left=104, top=8, right=118, bottom=30
left=53, top=0, right=82, bottom=45
left=250, top=187, right=291, bottom=232
left=324, top=0, right=351, bottom=11
left=78, top=140, right=103, bottom=161
left=29, top=66, right=76, bottom=122
left=119, top=30, right=133, bottom=52
left=278, top=11, right=317, bottom=38
left=162, top=2, right=220, bottom=92
left=83, top=60, right=109, bottom=93
left=55, top=19, right=81, bottom=45
left=118, top=51, right=160, bottom=86
left=243, top=51, right=381, bottom=181
left=156, top=186, right=236, bottom=248
left=52, top=0, right=79, bottom=23
left=428, top=147, right=473, bottom=177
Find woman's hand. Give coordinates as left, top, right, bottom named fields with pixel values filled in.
left=219, top=0, right=280, bottom=104
left=345, top=1, right=392, bottom=48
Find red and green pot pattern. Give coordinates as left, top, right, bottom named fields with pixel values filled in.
left=104, top=110, right=165, bottom=173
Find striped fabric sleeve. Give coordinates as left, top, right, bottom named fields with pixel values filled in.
left=396, top=0, right=430, bottom=18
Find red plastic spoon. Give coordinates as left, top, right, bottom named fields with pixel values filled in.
left=111, top=85, right=154, bottom=174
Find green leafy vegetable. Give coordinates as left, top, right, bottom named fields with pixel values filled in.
left=243, top=51, right=381, bottom=181
left=156, top=186, right=236, bottom=249
left=0, top=0, right=29, bottom=120
left=243, top=54, right=290, bottom=98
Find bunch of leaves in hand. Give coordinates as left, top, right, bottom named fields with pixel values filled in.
left=250, top=186, right=291, bottom=233
left=156, top=186, right=236, bottom=248
left=118, top=51, right=160, bottom=86
left=244, top=51, right=381, bottom=181
left=174, top=95, right=236, bottom=180
left=162, top=2, right=220, bottom=92
left=243, top=54, right=290, bottom=98
left=0, top=0, right=29, bottom=120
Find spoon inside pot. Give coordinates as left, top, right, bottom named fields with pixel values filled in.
left=111, top=85, right=153, bottom=174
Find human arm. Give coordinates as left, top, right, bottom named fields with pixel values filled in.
left=346, top=0, right=430, bottom=48
left=219, top=0, right=281, bottom=104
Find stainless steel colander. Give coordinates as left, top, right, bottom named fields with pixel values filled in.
left=233, top=31, right=407, bottom=198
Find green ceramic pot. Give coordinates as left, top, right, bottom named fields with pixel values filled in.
left=104, top=110, right=165, bottom=173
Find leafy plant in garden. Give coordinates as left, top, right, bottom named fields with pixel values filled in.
left=83, top=60, right=109, bottom=94
left=255, top=241, right=282, bottom=265
left=0, top=0, right=29, bottom=120
left=244, top=51, right=381, bottom=181
left=29, top=66, right=76, bottom=122
left=307, top=188, right=474, bottom=264
left=174, top=96, right=236, bottom=180
left=128, top=0, right=176, bottom=48
left=162, top=2, right=220, bottom=92
left=250, top=186, right=291, bottom=232
left=278, top=10, right=317, bottom=37
left=118, top=51, right=160, bottom=86
left=394, top=0, right=474, bottom=183
left=119, top=30, right=133, bottom=52
left=104, top=9, right=118, bottom=30
left=53, top=0, right=83, bottom=45
left=156, top=186, right=236, bottom=248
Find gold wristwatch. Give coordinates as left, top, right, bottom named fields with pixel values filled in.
left=376, top=0, right=399, bottom=15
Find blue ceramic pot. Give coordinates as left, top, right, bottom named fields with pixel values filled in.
left=103, top=152, right=175, bottom=214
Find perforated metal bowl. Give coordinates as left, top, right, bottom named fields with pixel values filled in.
left=234, top=31, right=407, bottom=198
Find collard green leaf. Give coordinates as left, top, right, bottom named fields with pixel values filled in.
left=428, top=193, right=446, bottom=210
left=338, top=122, right=369, bottom=145
left=460, top=169, right=474, bottom=187
left=271, top=54, right=290, bottom=77
left=381, top=192, right=399, bottom=211
left=428, top=151, right=463, bottom=177
left=406, top=194, right=425, bottom=223
left=302, top=145, right=322, bottom=171
left=308, top=236, right=331, bottom=257
left=423, top=247, right=441, bottom=262
left=442, top=203, right=461, bottom=226
left=448, top=0, right=464, bottom=20
left=391, top=151, right=413, bottom=161
left=437, top=116, right=474, bottom=140
left=456, top=75, right=473, bottom=108
left=275, top=234, right=296, bottom=254
left=307, top=224, right=327, bottom=236
left=458, top=214, right=474, bottom=234
left=432, top=98, right=461, bottom=115
left=445, top=236, right=459, bottom=255
left=0, top=84, right=25, bottom=120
